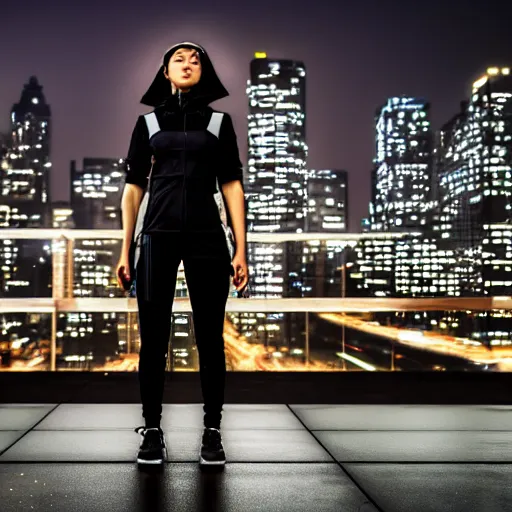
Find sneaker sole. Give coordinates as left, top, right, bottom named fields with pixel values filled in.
left=199, top=455, right=226, bottom=466
left=137, top=447, right=167, bottom=465
left=137, top=457, right=164, bottom=465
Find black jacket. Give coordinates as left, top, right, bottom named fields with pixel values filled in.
left=125, top=41, right=243, bottom=237
left=124, top=92, right=243, bottom=234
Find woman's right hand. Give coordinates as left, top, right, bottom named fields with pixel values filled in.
left=116, top=252, right=130, bottom=289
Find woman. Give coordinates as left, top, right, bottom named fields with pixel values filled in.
left=116, top=41, right=248, bottom=466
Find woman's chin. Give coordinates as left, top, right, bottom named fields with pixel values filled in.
left=175, top=81, right=198, bottom=91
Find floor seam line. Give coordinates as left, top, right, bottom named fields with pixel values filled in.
left=0, top=403, right=62, bottom=458
left=285, top=404, right=386, bottom=512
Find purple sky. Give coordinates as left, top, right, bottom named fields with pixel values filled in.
left=2, top=0, right=512, bottom=230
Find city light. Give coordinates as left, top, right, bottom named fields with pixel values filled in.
left=0, top=62, right=511, bottom=372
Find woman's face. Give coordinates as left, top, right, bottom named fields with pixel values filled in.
left=165, top=48, right=202, bottom=92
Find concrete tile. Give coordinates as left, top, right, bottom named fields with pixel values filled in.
left=35, top=403, right=304, bottom=431
left=316, top=430, right=512, bottom=462
left=0, top=428, right=332, bottom=463
left=290, top=404, right=512, bottom=431
left=0, top=404, right=57, bottom=430
left=0, top=431, right=27, bottom=454
left=166, top=429, right=332, bottom=462
left=0, top=463, right=378, bottom=512
left=345, top=463, right=512, bottom=512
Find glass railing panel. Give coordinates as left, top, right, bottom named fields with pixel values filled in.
left=1, top=301, right=510, bottom=372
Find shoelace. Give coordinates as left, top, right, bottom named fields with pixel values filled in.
left=135, top=426, right=163, bottom=437
left=134, top=426, right=162, bottom=434
left=135, top=426, right=164, bottom=448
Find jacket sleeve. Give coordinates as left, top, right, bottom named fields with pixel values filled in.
left=217, top=113, right=244, bottom=186
left=124, top=115, right=152, bottom=189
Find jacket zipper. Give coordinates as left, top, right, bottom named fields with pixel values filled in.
left=178, top=90, right=187, bottom=233
left=183, top=111, right=187, bottom=232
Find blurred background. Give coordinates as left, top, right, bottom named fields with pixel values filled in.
left=0, top=0, right=511, bottom=374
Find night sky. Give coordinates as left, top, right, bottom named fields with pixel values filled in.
left=2, top=0, right=512, bottom=230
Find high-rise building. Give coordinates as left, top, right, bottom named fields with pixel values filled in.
left=370, top=96, right=433, bottom=231
left=55, top=158, right=126, bottom=367
left=71, top=158, right=124, bottom=229
left=435, top=66, right=512, bottom=345
left=69, top=158, right=123, bottom=299
left=351, top=236, right=397, bottom=297
left=52, top=201, right=74, bottom=229
left=246, top=53, right=308, bottom=233
left=246, top=53, right=308, bottom=296
left=358, top=97, right=434, bottom=298
left=0, top=136, right=10, bottom=228
left=70, top=158, right=125, bottom=298
left=306, top=169, right=348, bottom=232
left=300, top=169, right=350, bottom=297
left=243, top=53, right=308, bottom=350
left=0, top=77, right=52, bottom=301
left=436, top=67, right=512, bottom=296
left=3, top=76, right=52, bottom=228
left=357, top=69, right=512, bottom=345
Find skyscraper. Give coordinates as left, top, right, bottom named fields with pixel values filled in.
left=306, top=169, right=348, bottom=232
left=436, top=67, right=512, bottom=297
left=246, top=53, right=308, bottom=233
left=57, top=158, right=127, bottom=368
left=370, top=96, right=433, bottom=231
left=0, top=77, right=52, bottom=299
left=435, top=66, right=512, bottom=345
left=356, top=97, right=433, bottom=299
left=71, top=158, right=124, bottom=229
left=300, top=169, right=350, bottom=297
left=4, top=76, right=52, bottom=228
left=52, top=201, right=74, bottom=229
left=69, top=156, right=129, bottom=305
left=243, top=53, right=308, bottom=350
left=246, top=53, right=308, bottom=296
left=357, top=69, right=512, bottom=344
left=70, top=158, right=125, bottom=298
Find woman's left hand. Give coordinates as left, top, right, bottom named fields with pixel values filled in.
left=232, top=252, right=249, bottom=292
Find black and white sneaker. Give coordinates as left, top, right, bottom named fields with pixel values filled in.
left=199, top=427, right=226, bottom=466
left=135, top=426, right=166, bottom=465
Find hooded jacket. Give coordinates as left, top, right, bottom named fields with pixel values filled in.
left=124, top=43, right=243, bottom=238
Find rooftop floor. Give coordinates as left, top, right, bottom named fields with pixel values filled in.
left=1, top=402, right=512, bottom=511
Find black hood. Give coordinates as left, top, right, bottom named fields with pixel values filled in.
left=140, top=42, right=229, bottom=108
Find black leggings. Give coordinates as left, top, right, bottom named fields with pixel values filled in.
left=136, top=232, right=232, bottom=429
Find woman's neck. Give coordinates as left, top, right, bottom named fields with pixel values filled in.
left=172, top=84, right=190, bottom=95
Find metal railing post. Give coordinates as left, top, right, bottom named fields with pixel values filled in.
left=50, top=308, right=57, bottom=371
left=305, top=311, right=310, bottom=367
left=65, top=238, right=74, bottom=299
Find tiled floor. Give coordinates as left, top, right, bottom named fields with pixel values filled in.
left=1, top=404, right=511, bottom=511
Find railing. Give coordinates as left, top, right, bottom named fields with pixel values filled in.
left=0, top=230, right=510, bottom=373
left=0, top=229, right=416, bottom=241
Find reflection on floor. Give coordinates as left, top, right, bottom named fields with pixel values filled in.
left=1, top=404, right=511, bottom=512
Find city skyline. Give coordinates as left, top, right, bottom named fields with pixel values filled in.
left=2, top=0, right=512, bottom=230
left=2, top=65, right=509, bottom=229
